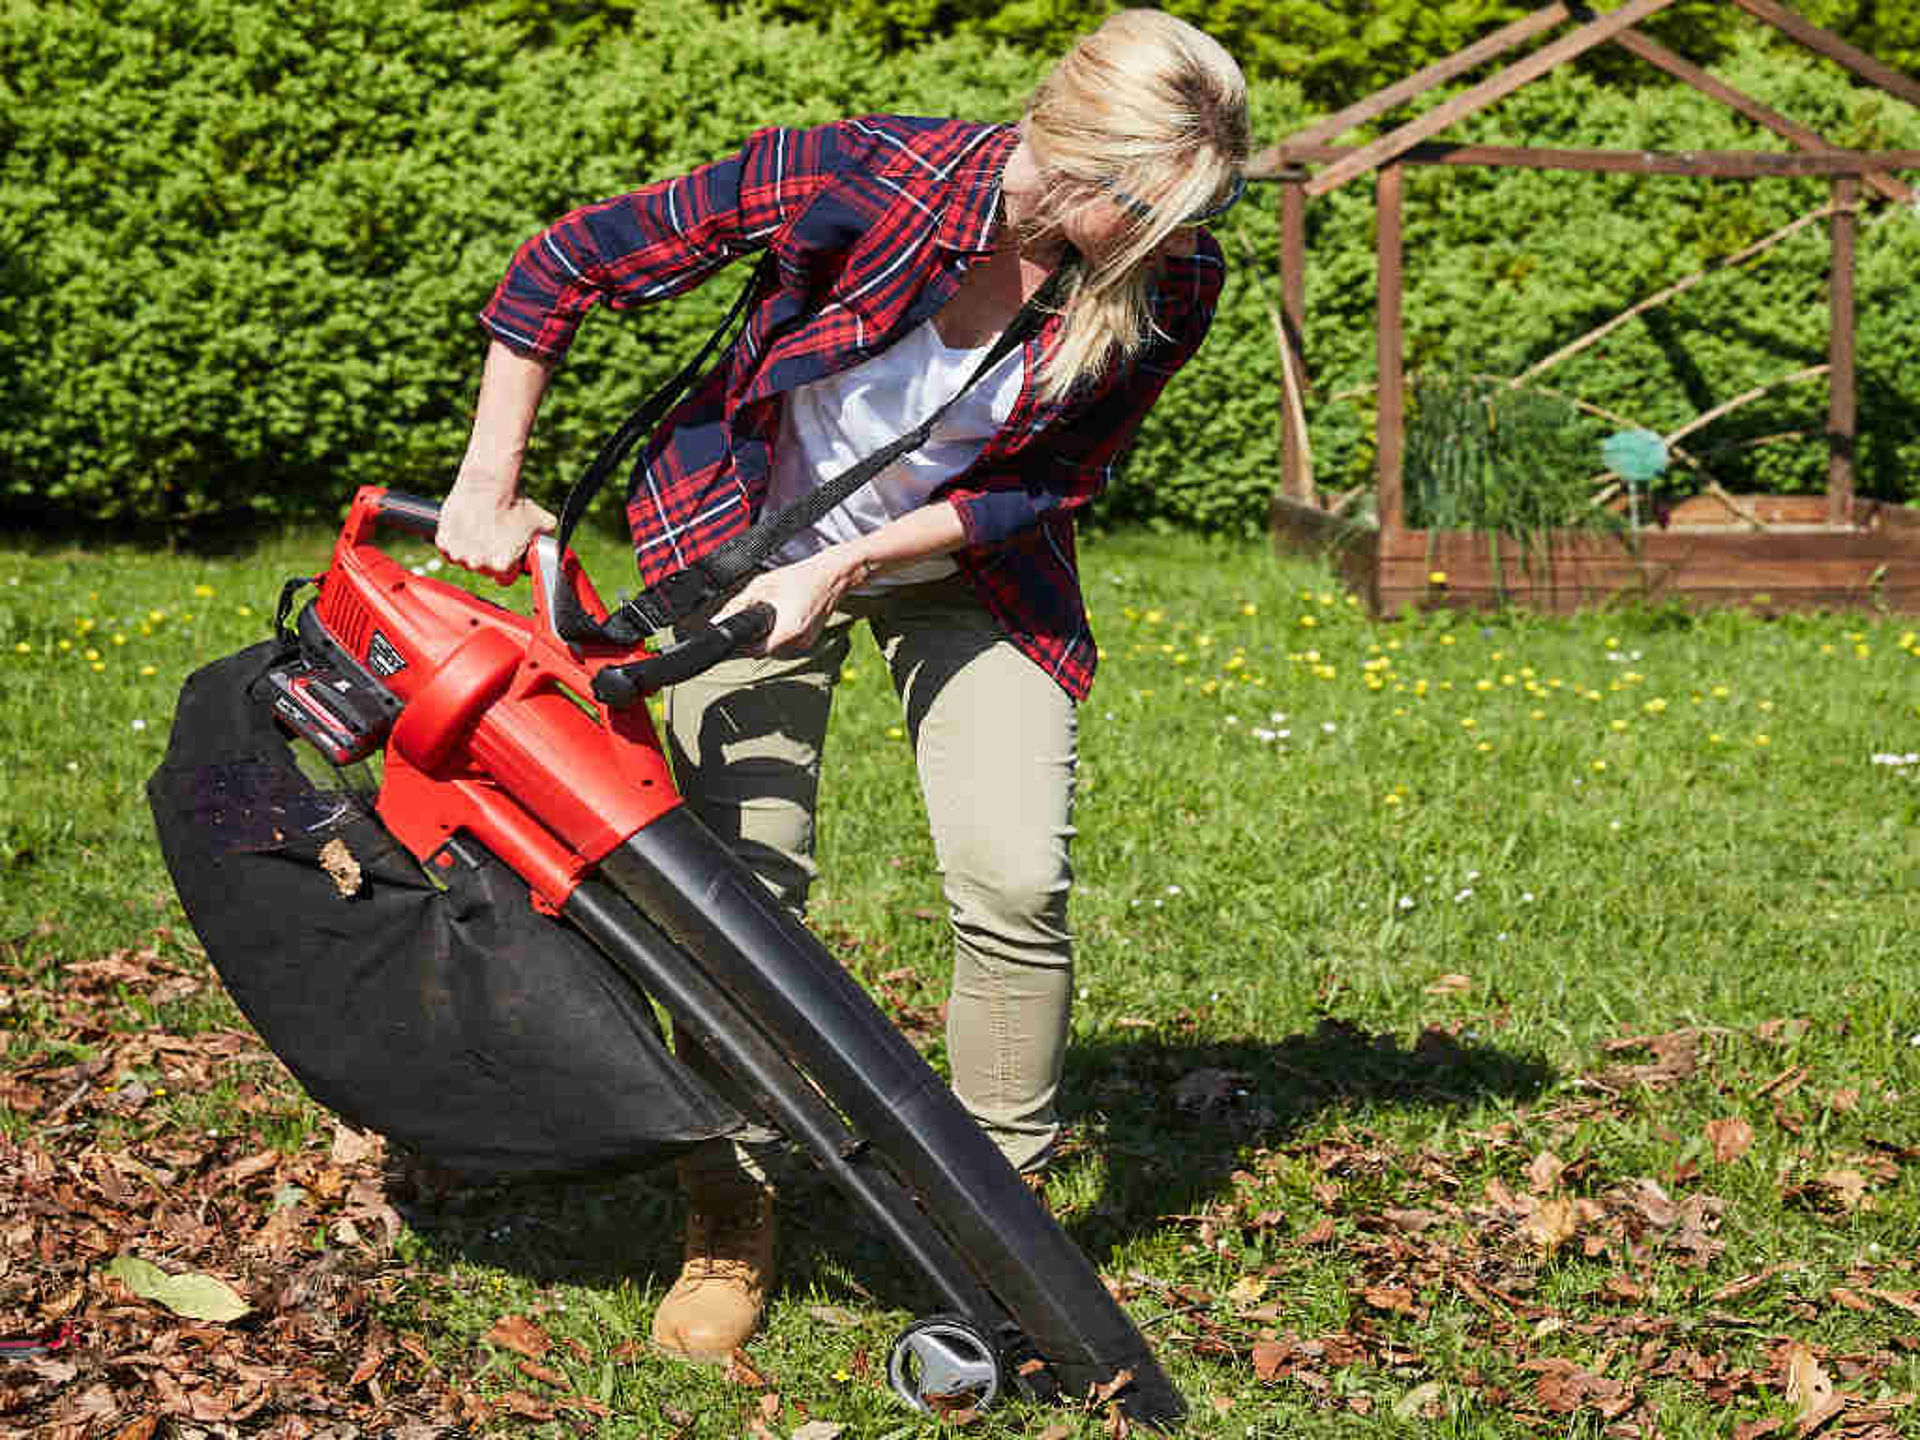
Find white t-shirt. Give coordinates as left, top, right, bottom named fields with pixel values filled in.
left=763, top=314, right=1025, bottom=590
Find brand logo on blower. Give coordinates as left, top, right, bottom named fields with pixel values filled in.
left=365, top=632, right=408, bottom=678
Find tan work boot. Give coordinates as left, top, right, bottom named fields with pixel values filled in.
left=650, top=1163, right=776, bottom=1363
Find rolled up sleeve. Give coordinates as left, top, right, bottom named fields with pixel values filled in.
left=944, top=235, right=1225, bottom=548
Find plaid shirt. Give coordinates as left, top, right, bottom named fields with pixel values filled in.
left=480, top=115, right=1224, bottom=701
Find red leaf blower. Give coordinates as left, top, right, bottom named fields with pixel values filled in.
left=148, top=485, right=1187, bottom=1426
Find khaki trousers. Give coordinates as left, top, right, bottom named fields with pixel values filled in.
left=665, top=575, right=1076, bottom=1178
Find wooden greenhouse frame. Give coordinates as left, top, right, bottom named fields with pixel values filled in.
left=1253, top=0, right=1920, bottom=615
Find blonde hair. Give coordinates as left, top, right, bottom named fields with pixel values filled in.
left=1018, top=9, right=1250, bottom=402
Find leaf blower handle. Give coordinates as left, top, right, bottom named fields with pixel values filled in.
left=592, top=603, right=775, bottom=708
left=371, top=490, right=444, bottom=538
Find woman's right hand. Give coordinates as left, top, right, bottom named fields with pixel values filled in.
left=435, top=475, right=557, bottom=584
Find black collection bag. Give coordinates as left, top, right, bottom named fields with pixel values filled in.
left=146, top=640, right=742, bottom=1179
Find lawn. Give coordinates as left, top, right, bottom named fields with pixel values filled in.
left=2, top=518, right=1917, bottom=1439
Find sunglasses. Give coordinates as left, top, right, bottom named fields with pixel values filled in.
left=1104, top=171, right=1247, bottom=229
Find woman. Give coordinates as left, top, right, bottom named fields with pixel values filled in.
left=437, top=7, right=1249, bottom=1363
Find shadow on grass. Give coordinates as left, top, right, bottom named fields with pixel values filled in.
left=388, top=1016, right=1553, bottom=1323
left=1053, top=1015, right=1556, bottom=1259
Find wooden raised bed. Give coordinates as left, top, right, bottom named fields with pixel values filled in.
left=1277, top=493, right=1920, bottom=616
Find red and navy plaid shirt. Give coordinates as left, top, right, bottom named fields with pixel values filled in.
left=480, top=115, right=1224, bottom=701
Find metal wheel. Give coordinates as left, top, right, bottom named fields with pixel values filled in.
left=885, top=1315, right=1003, bottom=1415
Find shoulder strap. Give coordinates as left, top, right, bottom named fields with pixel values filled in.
left=557, top=258, right=1071, bottom=647
left=550, top=253, right=776, bottom=648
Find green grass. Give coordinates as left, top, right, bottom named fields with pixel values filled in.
left=3, top=519, right=1918, bottom=1438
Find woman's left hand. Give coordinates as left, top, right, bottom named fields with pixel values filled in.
left=715, top=549, right=871, bottom=656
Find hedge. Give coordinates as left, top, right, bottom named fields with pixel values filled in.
left=4, top=0, right=1919, bottom=539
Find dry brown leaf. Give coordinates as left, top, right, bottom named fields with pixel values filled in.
left=1087, top=1367, right=1135, bottom=1406
left=484, top=1314, right=552, bottom=1361
left=1251, top=1338, right=1290, bottom=1382
left=1383, top=1206, right=1442, bottom=1234
left=726, top=1348, right=769, bottom=1389
left=328, top=1123, right=381, bottom=1167
left=1707, top=1116, right=1756, bottom=1164
left=1523, top=1194, right=1579, bottom=1253
left=1423, top=973, right=1471, bottom=995
left=1784, top=1343, right=1834, bottom=1421
left=519, top=1359, right=569, bottom=1388
left=1527, top=1150, right=1566, bottom=1193
left=319, top=836, right=364, bottom=897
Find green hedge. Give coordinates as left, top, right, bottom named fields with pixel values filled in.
left=5, top=0, right=1919, bottom=539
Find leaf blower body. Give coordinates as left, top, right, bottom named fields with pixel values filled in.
left=149, top=487, right=1187, bottom=1427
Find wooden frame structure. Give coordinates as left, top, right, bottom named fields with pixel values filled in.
left=1252, top=0, right=1920, bottom=614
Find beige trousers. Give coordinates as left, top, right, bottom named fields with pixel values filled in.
left=665, top=574, right=1077, bottom=1179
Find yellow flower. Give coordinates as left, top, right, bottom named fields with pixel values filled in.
left=887, top=725, right=906, bottom=740
left=1709, top=732, right=1724, bottom=744
left=1643, top=697, right=1667, bottom=715
left=1428, top=571, right=1448, bottom=586
left=1710, top=684, right=1730, bottom=699
left=1474, top=679, right=1494, bottom=692
left=1382, top=793, right=1404, bottom=807
left=140, top=664, right=157, bottom=677
left=1855, top=644, right=1871, bottom=659
left=1591, top=759, right=1607, bottom=772
left=1298, top=615, right=1317, bottom=628
left=1476, top=741, right=1493, bottom=753
left=1460, top=717, right=1477, bottom=729
left=1605, top=635, right=1620, bottom=650
left=148, top=609, right=165, bottom=623
left=194, top=583, right=215, bottom=598
left=1439, top=634, right=1455, bottom=647
left=1144, top=609, right=1163, bottom=624
left=12, top=642, right=29, bottom=655
left=1754, top=734, right=1771, bottom=747
left=1241, top=603, right=1258, bottom=617
left=84, top=648, right=100, bottom=662
left=1611, top=719, right=1629, bottom=732
left=112, top=633, right=128, bottom=646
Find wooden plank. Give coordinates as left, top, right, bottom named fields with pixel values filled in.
left=1304, top=0, right=1678, bottom=196
left=1279, top=179, right=1313, bottom=503
left=1276, top=140, right=1920, bottom=178
left=1829, top=175, right=1857, bottom=526
left=1376, top=163, right=1406, bottom=534
left=1266, top=2, right=1572, bottom=155
left=1729, top=0, right=1920, bottom=113
left=1609, top=29, right=1912, bottom=204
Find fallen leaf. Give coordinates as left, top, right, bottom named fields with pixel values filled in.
left=484, top=1314, right=552, bottom=1361
left=1389, top=1379, right=1441, bottom=1419
left=105, top=1256, right=251, bottom=1322
left=806, top=1305, right=862, bottom=1329
left=1382, top=1206, right=1442, bottom=1234
left=1866, top=1289, right=1920, bottom=1317
left=1226, top=1276, right=1267, bottom=1307
left=1252, top=1338, right=1290, bottom=1382
left=1784, top=1342, right=1834, bottom=1425
left=790, top=1424, right=847, bottom=1440
left=319, top=836, right=363, bottom=897
left=726, top=1348, right=768, bottom=1389
left=1087, top=1368, right=1134, bottom=1406
left=1707, top=1116, right=1756, bottom=1164
left=1424, top=973, right=1471, bottom=995
left=1522, top=1194, right=1579, bottom=1254
left=330, top=1123, right=382, bottom=1166
left=1527, top=1150, right=1566, bottom=1193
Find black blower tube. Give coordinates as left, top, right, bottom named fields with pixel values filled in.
left=596, top=807, right=1187, bottom=1428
